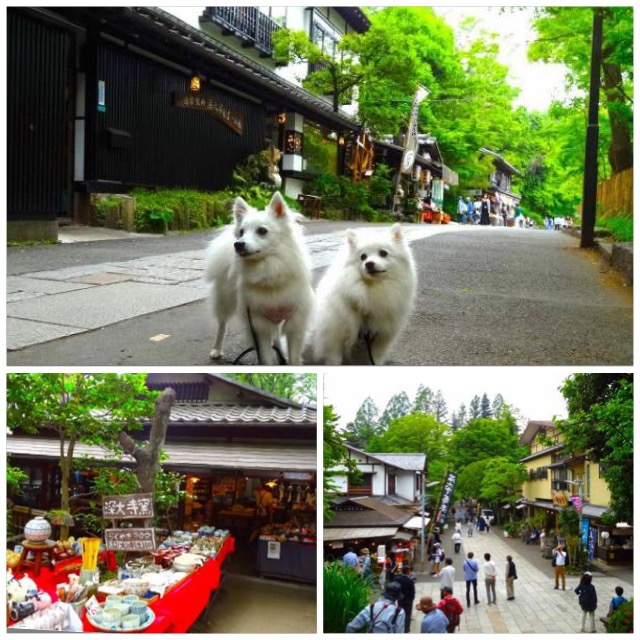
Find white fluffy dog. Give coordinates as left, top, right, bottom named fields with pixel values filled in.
left=313, top=223, right=417, bottom=365
left=204, top=192, right=314, bottom=365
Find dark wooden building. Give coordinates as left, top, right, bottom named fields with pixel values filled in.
left=7, top=7, right=361, bottom=241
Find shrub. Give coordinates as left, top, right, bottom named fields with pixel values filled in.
left=598, top=215, right=633, bottom=242
left=323, top=561, right=373, bottom=633
left=606, top=599, right=633, bottom=633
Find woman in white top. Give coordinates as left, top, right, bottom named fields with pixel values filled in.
left=483, top=552, right=497, bottom=604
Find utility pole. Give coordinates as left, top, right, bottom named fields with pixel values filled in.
left=580, top=9, right=603, bottom=249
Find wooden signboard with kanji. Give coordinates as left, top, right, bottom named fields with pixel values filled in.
left=105, top=527, right=157, bottom=552
left=103, top=493, right=154, bottom=520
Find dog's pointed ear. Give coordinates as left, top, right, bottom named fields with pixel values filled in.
left=268, top=191, right=287, bottom=218
left=233, top=197, right=251, bottom=224
left=346, top=229, right=357, bottom=250
left=391, top=223, right=403, bottom=243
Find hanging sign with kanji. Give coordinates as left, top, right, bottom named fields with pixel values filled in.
left=103, top=493, right=154, bottom=520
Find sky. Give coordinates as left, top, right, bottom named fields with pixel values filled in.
left=164, top=6, right=569, bottom=112
left=323, top=368, right=573, bottom=431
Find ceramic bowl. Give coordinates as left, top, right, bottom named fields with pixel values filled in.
left=121, top=613, right=141, bottom=630
left=129, top=600, right=149, bottom=622
left=122, top=578, right=149, bottom=597
left=102, top=607, right=122, bottom=626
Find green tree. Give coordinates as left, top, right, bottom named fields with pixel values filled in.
left=480, top=393, right=492, bottom=418
left=469, top=395, right=481, bottom=419
left=224, top=374, right=316, bottom=404
left=457, top=403, right=468, bottom=426
left=529, top=7, right=633, bottom=174
left=456, top=459, right=492, bottom=501
left=413, top=384, right=435, bottom=415
left=343, top=397, right=380, bottom=449
left=433, top=390, right=448, bottom=423
left=379, top=392, right=412, bottom=431
left=479, top=457, right=528, bottom=521
left=367, top=413, right=448, bottom=481
left=447, top=417, right=525, bottom=470
left=556, top=374, right=633, bottom=523
left=492, top=394, right=505, bottom=417
left=7, top=373, right=155, bottom=538
left=324, top=405, right=361, bottom=522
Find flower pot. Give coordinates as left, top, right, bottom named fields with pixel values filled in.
left=24, top=517, right=52, bottom=544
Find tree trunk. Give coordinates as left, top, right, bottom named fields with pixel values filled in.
left=119, top=388, right=176, bottom=527
left=59, top=430, right=76, bottom=540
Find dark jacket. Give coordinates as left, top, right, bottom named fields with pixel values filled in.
left=394, top=574, right=416, bottom=601
left=506, top=560, right=517, bottom=579
left=574, top=583, right=597, bottom=612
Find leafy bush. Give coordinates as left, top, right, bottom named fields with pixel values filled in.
left=606, top=599, right=633, bottom=633
left=323, top=561, right=374, bottom=633
left=598, top=215, right=633, bottom=242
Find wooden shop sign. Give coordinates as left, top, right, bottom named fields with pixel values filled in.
left=103, top=493, right=154, bottom=520
left=172, top=91, right=243, bottom=134
left=105, top=527, right=157, bottom=552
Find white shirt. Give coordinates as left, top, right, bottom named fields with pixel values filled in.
left=452, top=532, right=462, bottom=544
left=439, top=565, right=456, bottom=590
left=483, top=560, right=497, bottom=579
left=554, top=550, right=567, bottom=567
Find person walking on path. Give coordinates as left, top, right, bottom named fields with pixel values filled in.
left=467, top=519, right=474, bottom=537
left=574, top=572, right=598, bottom=633
left=482, top=552, right=498, bottom=605
left=395, top=566, right=416, bottom=633
left=480, top=195, right=491, bottom=225
left=553, top=544, right=567, bottom=590
left=436, top=587, right=464, bottom=634
left=438, top=558, right=456, bottom=600
left=452, top=530, right=462, bottom=555
left=346, top=582, right=405, bottom=633
left=431, top=543, right=443, bottom=576
left=416, top=596, right=449, bottom=633
left=463, top=552, right=480, bottom=607
left=505, top=555, right=517, bottom=601
left=359, top=547, right=373, bottom=582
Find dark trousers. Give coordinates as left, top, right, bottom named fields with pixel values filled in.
left=466, top=579, right=478, bottom=606
left=401, top=599, right=414, bottom=633
left=454, top=543, right=461, bottom=554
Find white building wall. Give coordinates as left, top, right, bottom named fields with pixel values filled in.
left=396, top=472, right=417, bottom=502
left=372, top=469, right=385, bottom=496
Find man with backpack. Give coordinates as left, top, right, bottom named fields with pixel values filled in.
left=345, top=582, right=406, bottom=633
left=436, top=586, right=464, bottom=633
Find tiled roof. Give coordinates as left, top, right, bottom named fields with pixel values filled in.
left=371, top=453, right=426, bottom=471
left=324, top=527, right=399, bottom=541
left=7, top=436, right=316, bottom=471
left=329, top=497, right=414, bottom=528
left=167, top=403, right=315, bottom=425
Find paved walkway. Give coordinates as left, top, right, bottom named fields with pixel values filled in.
left=7, top=223, right=461, bottom=351
left=409, top=526, right=633, bottom=634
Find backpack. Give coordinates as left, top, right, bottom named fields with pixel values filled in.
left=368, top=602, right=402, bottom=633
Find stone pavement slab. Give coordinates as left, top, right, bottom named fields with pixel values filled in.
left=7, top=275, right=95, bottom=302
left=7, top=317, right=87, bottom=351
left=7, top=282, right=205, bottom=333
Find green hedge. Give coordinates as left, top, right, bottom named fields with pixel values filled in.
left=323, top=561, right=374, bottom=633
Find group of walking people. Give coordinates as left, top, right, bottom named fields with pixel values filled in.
left=457, top=195, right=520, bottom=227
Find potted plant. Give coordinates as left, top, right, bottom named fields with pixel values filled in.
left=45, top=509, right=75, bottom=527
left=503, top=521, right=518, bottom=538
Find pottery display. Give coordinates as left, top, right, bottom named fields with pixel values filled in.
left=23, top=517, right=52, bottom=544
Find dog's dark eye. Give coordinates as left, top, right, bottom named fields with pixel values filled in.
left=379, top=249, right=389, bottom=258
left=360, top=253, right=367, bottom=261
left=257, top=227, right=269, bottom=237
left=238, top=229, right=244, bottom=238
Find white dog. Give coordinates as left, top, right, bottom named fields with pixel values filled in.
left=204, top=192, right=314, bottom=365
left=313, top=223, right=417, bottom=365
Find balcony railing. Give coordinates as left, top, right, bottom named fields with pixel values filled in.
left=552, top=480, right=570, bottom=491
left=203, top=7, right=279, bottom=57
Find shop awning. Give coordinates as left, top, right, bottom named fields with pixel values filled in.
left=323, top=527, right=398, bottom=542
left=403, top=516, right=431, bottom=530
left=7, top=436, right=316, bottom=472
left=515, top=504, right=527, bottom=510
left=394, top=531, right=414, bottom=541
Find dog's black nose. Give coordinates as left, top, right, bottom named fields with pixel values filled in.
left=234, top=241, right=246, bottom=254
left=365, top=261, right=376, bottom=272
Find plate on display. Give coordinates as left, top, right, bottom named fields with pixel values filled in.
left=87, top=607, right=156, bottom=633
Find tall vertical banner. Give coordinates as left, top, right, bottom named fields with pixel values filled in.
left=399, top=85, right=430, bottom=175
left=434, top=472, right=457, bottom=526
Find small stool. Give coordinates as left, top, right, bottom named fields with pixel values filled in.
left=16, top=540, right=56, bottom=577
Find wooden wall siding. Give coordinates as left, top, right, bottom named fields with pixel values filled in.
left=93, top=41, right=266, bottom=191
left=7, top=10, right=71, bottom=220
left=597, top=168, right=633, bottom=218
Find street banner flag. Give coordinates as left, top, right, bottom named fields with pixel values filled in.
left=570, top=495, right=583, bottom=512
left=434, top=471, right=457, bottom=526
left=399, top=84, right=429, bottom=175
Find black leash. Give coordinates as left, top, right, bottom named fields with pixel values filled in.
left=232, top=307, right=288, bottom=365
left=363, top=330, right=376, bottom=365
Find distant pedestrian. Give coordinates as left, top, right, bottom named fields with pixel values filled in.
left=359, top=547, right=372, bottom=581
left=343, top=546, right=358, bottom=568
left=463, top=552, right=480, bottom=607
left=482, top=552, right=497, bottom=605
left=505, top=555, right=517, bottom=601
left=416, top=596, right=449, bottom=633
left=431, top=543, right=443, bottom=576
left=552, top=544, right=567, bottom=590
left=480, top=195, right=490, bottom=225
left=395, top=566, right=416, bottom=633
left=346, top=582, right=405, bottom=633
left=466, top=198, right=475, bottom=225
left=483, top=516, right=491, bottom=534
left=457, top=197, right=467, bottom=224
left=574, top=572, right=598, bottom=633
left=467, top=519, right=474, bottom=537
left=436, top=587, right=464, bottom=634
left=439, top=558, right=456, bottom=600
left=454, top=519, right=462, bottom=533
left=452, top=530, right=462, bottom=555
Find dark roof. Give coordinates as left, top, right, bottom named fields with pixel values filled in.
left=119, top=7, right=360, bottom=132
left=334, top=7, right=371, bottom=34
left=480, top=147, right=522, bottom=176
left=519, top=420, right=557, bottom=445
left=520, top=443, right=564, bottom=463
left=327, top=497, right=413, bottom=528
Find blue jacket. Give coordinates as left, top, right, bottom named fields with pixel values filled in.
left=463, top=558, right=480, bottom=581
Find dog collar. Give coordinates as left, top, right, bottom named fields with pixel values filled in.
left=261, top=306, right=293, bottom=324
